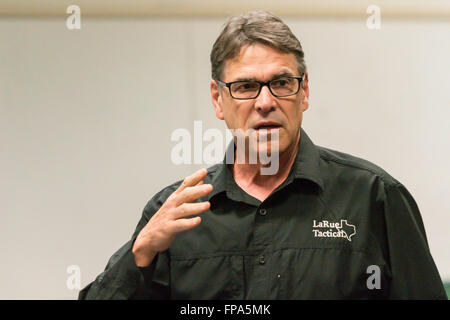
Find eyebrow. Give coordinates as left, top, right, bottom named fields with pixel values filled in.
left=233, top=71, right=296, bottom=82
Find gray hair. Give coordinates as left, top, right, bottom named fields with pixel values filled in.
left=210, top=10, right=307, bottom=81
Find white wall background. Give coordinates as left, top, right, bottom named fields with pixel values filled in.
left=1, top=12, right=449, bottom=299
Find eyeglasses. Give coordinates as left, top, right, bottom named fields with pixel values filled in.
left=216, top=74, right=304, bottom=100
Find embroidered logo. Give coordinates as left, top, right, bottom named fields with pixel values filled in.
left=312, top=219, right=356, bottom=241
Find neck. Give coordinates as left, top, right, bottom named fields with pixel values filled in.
left=231, top=130, right=300, bottom=193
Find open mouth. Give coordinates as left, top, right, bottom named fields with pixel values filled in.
left=254, top=123, right=282, bottom=132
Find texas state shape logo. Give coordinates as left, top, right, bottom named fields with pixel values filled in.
left=337, top=220, right=356, bottom=241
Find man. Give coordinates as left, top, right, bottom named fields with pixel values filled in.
left=79, top=11, right=447, bottom=300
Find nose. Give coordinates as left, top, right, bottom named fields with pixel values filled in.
left=254, top=85, right=275, bottom=114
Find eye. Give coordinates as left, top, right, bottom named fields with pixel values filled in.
left=233, top=82, right=259, bottom=92
left=271, top=78, right=291, bottom=88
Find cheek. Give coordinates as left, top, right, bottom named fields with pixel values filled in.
left=225, top=102, right=254, bottom=129
left=285, top=106, right=303, bottom=129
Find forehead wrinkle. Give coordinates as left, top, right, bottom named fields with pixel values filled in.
left=232, top=69, right=296, bottom=82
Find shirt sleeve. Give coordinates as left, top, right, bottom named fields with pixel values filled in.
left=383, top=182, right=447, bottom=299
left=78, top=194, right=171, bottom=300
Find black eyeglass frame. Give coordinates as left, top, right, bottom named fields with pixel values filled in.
left=215, top=74, right=305, bottom=100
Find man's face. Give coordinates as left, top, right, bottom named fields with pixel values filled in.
left=210, top=43, right=309, bottom=158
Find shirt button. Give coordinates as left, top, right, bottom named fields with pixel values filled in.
left=259, top=208, right=267, bottom=216
left=259, top=255, right=265, bottom=265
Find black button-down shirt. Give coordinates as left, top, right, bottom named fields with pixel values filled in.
left=79, top=128, right=447, bottom=300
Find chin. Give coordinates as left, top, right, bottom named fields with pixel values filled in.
left=257, top=140, right=282, bottom=157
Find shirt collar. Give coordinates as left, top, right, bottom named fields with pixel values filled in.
left=207, top=141, right=236, bottom=201
left=292, top=127, right=324, bottom=191
left=207, top=127, right=324, bottom=201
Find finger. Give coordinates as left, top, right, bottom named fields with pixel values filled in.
left=173, top=201, right=210, bottom=219
left=176, top=168, right=208, bottom=194
left=169, top=216, right=202, bottom=234
left=176, top=184, right=213, bottom=205
left=195, top=180, right=204, bottom=186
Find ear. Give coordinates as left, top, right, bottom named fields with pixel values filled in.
left=210, top=79, right=225, bottom=120
left=300, top=72, right=309, bottom=112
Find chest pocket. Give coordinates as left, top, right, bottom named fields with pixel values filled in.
left=170, top=254, right=244, bottom=299
left=273, top=246, right=389, bottom=299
